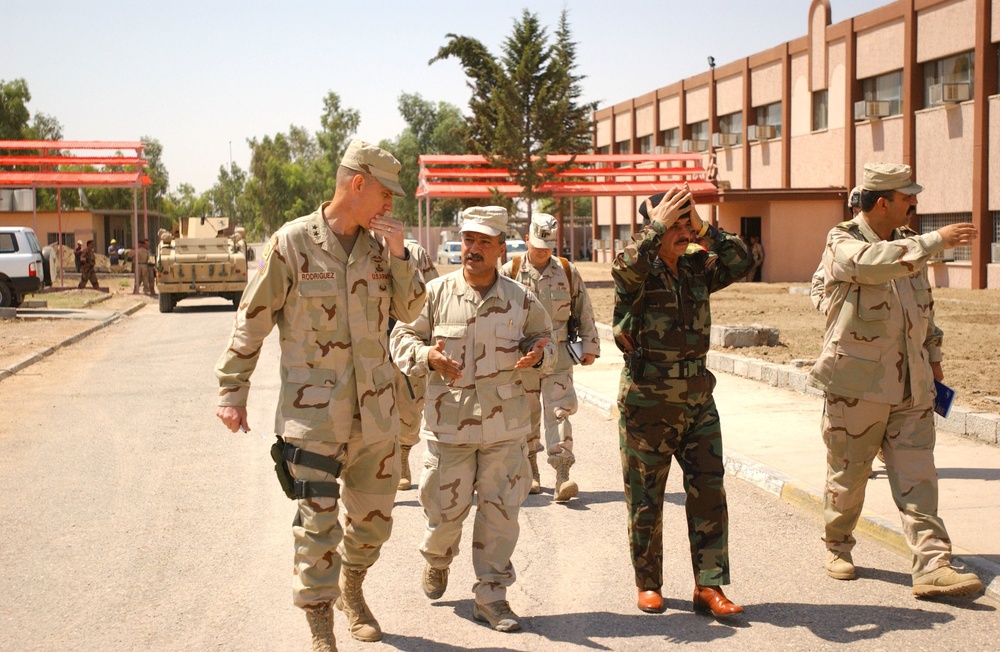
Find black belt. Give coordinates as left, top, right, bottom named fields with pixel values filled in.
left=638, top=358, right=706, bottom=380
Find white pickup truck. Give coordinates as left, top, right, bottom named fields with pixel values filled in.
left=0, top=226, right=44, bottom=308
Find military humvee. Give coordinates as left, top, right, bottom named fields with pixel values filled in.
left=156, top=216, right=254, bottom=313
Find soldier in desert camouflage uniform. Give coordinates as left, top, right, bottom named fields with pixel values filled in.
left=77, top=240, right=99, bottom=289
left=501, top=213, right=600, bottom=502
left=215, top=140, right=426, bottom=651
left=394, top=240, right=439, bottom=490
left=391, top=206, right=554, bottom=633
left=808, top=162, right=983, bottom=598
left=613, top=185, right=751, bottom=617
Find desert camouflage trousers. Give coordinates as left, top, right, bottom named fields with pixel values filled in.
left=523, top=365, right=578, bottom=468
left=419, top=438, right=531, bottom=604
left=286, top=423, right=400, bottom=609
left=822, top=393, right=951, bottom=576
left=618, top=370, right=730, bottom=590
left=394, top=366, right=427, bottom=448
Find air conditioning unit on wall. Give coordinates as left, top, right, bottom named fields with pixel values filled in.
left=711, top=133, right=739, bottom=148
left=681, top=139, right=707, bottom=153
left=929, top=82, right=972, bottom=105
left=746, top=125, right=775, bottom=141
left=931, top=248, right=956, bottom=263
left=854, top=100, right=890, bottom=121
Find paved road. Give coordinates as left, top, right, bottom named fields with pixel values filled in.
left=1, top=298, right=997, bottom=651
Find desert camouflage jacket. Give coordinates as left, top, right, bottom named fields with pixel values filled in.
left=612, top=222, right=752, bottom=369
left=500, top=254, right=600, bottom=370
left=215, top=203, right=427, bottom=444
left=390, top=270, right=555, bottom=444
left=405, top=241, right=439, bottom=283
left=808, top=216, right=944, bottom=405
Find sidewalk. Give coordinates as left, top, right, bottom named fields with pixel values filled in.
left=574, top=328, right=1000, bottom=600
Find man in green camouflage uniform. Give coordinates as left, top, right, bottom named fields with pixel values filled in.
left=500, top=213, right=600, bottom=502
left=77, top=240, right=99, bottom=289
left=215, top=141, right=426, bottom=651
left=394, top=240, right=439, bottom=490
left=391, top=206, right=554, bottom=633
left=808, top=162, right=983, bottom=598
left=613, top=186, right=751, bottom=617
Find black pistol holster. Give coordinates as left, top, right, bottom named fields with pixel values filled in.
left=270, top=436, right=343, bottom=500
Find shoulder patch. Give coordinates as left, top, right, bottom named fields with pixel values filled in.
left=259, top=234, right=279, bottom=272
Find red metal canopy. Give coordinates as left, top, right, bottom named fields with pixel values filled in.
left=416, top=153, right=718, bottom=201
left=0, top=140, right=150, bottom=188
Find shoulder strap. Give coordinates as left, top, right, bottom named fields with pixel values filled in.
left=558, top=256, right=573, bottom=297
left=511, top=254, right=522, bottom=279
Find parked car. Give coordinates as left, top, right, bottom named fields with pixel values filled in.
left=506, top=239, right=527, bottom=256
left=0, top=226, right=44, bottom=308
left=437, top=241, right=462, bottom=265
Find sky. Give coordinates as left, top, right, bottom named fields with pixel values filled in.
left=3, top=0, right=887, bottom=195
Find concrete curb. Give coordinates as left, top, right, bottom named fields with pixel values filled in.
left=0, top=301, right=146, bottom=383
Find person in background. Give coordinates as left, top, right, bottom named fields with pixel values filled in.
left=77, top=240, right=100, bottom=289
left=500, top=212, right=599, bottom=501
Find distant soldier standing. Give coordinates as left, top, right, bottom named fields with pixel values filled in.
left=501, top=213, right=599, bottom=501
left=613, top=186, right=752, bottom=617
left=391, top=206, right=554, bottom=632
left=809, top=162, right=982, bottom=598
left=77, top=240, right=100, bottom=289
left=135, top=239, right=155, bottom=295
left=394, top=239, right=439, bottom=490
left=214, top=141, right=426, bottom=651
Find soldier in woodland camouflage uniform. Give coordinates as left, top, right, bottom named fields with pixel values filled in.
left=391, top=206, right=554, bottom=633
left=394, top=240, right=439, bottom=490
left=808, top=162, right=983, bottom=598
left=613, top=185, right=751, bottom=617
left=77, top=240, right=100, bottom=289
left=500, top=213, right=600, bottom=502
left=215, top=141, right=426, bottom=651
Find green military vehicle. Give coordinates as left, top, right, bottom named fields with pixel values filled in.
left=156, top=216, right=254, bottom=313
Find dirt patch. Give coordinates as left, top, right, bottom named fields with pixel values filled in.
left=573, top=262, right=1000, bottom=414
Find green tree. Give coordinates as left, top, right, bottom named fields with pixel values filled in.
left=164, top=182, right=212, bottom=219
left=380, top=93, right=469, bottom=227
left=0, top=78, right=32, bottom=140
left=430, top=9, right=594, bottom=223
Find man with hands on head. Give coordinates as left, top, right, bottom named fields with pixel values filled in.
left=809, top=162, right=983, bottom=598
left=390, top=205, right=554, bottom=633
left=613, top=184, right=752, bottom=618
left=215, top=140, right=426, bottom=652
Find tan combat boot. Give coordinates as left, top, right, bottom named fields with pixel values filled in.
left=528, top=451, right=541, bottom=494
left=472, top=599, right=521, bottom=632
left=826, top=550, right=855, bottom=580
left=304, top=603, right=337, bottom=652
left=912, top=566, right=983, bottom=598
left=335, top=567, right=382, bottom=642
left=422, top=562, right=449, bottom=599
left=553, top=458, right=578, bottom=502
left=398, top=445, right=412, bottom=491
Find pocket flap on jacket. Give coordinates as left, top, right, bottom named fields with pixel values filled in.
left=835, top=340, right=880, bottom=362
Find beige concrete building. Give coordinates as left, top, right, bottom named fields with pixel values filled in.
left=593, top=0, right=1000, bottom=288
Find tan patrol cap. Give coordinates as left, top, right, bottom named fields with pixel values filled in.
left=528, top=213, right=558, bottom=248
left=340, top=140, right=406, bottom=197
left=862, top=163, right=923, bottom=195
left=460, top=206, right=507, bottom=237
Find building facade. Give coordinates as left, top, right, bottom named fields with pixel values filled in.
left=593, top=0, right=1000, bottom=288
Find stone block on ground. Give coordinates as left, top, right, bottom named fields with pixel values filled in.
left=22, top=300, right=47, bottom=308
left=0, top=307, right=16, bottom=320
left=711, top=324, right=780, bottom=348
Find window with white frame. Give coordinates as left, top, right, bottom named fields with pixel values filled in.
left=718, top=112, right=743, bottom=145
left=813, top=90, right=828, bottom=131
left=687, top=121, right=709, bottom=152
left=753, top=102, right=782, bottom=139
left=923, top=51, right=974, bottom=108
left=638, top=135, right=654, bottom=154
left=920, top=213, right=971, bottom=261
left=860, top=70, right=902, bottom=117
left=659, top=128, right=680, bottom=153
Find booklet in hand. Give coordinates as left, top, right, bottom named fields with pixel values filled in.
left=934, top=380, right=955, bottom=419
